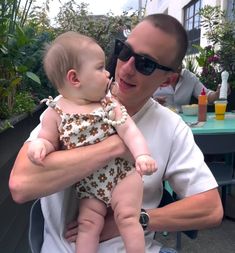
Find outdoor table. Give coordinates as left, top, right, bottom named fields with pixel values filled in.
left=181, top=112, right=235, bottom=154
left=181, top=112, right=235, bottom=218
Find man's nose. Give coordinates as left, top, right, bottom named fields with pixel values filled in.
left=121, top=56, right=136, bottom=75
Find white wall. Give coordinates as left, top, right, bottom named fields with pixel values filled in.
left=144, top=0, right=226, bottom=48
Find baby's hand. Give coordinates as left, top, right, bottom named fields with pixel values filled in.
left=135, top=155, right=157, bottom=176
left=27, top=139, right=47, bottom=165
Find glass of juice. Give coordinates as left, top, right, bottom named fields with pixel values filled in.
left=214, top=100, right=227, bottom=120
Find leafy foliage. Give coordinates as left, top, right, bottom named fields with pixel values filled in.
left=183, top=55, right=198, bottom=75
left=198, top=5, right=235, bottom=89
left=193, top=44, right=221, bottom=90
left=12, top=91, right=36, bottom=114
left=54, top=0, right=139, bottom=57
left=0, top=0, right=42, bottom=119
left=0, top=0, right=139, bottom=122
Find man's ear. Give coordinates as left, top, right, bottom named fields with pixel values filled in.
left=67, top=69, right=80, bottom=87
left=160, top=73, right=179, bottom=87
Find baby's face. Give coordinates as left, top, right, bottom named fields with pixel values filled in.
left=78, top=43, right=110, bottom=101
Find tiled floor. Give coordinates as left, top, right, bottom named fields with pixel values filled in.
left=156, top=189, right=235, bottom=253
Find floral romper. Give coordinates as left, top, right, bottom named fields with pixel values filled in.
left=46, top=97, right=134, bottom=206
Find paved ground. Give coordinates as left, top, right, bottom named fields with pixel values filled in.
left=156, top=188, right=235, bottom=253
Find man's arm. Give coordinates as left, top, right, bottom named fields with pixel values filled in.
left=147, top=188, right=223, bottom=232
left=100, top=188, right=223, bottom=241
left=207, top=90, right=220, bottom=104
left=65, top=188, right=223, bottom=242
left=9, top=134, right=127, bottom=203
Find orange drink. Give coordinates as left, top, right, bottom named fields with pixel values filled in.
left=214, top=100, right=227, bottom=120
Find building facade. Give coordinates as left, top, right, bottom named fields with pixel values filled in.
left=144, top=0, right=234, bottom=54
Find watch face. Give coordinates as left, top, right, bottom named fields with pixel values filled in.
left=139, top=209, right=149, bottom=230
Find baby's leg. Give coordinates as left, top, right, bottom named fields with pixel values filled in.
left=76, top=198, right=107, bottom=253
left=111, top=171, right=145, bottom=253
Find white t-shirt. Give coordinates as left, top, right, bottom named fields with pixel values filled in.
left=152, top=69, right=213, bottom=112
left=28, top=98, right=218, bottom=253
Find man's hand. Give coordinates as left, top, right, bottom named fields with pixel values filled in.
left=208, top=83, right=231, bottom=104
left=64, top=220, right=78, bottom=243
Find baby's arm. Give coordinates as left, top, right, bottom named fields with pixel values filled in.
left=112, top=99, right=157, bottom=176
left=27, top=107, right=60, bottom=165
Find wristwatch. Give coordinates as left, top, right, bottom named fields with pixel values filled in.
left=139, top=208, right=150, bottom=230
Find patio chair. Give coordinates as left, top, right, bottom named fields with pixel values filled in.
left=155, top=187, right=198, bottom=251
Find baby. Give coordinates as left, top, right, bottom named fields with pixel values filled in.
left=27, top=31, right=157, bottom=253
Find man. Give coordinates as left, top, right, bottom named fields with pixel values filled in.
left=9, top=14, right=223, bottom=253
left=153, top=67, right=223, bottom=112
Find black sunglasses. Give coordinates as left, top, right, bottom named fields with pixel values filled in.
left=114, top=39, right=174, bottom=76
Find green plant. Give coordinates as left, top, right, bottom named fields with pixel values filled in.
left=0, top=91, right=37, bottom=132
left=12, top=91, right=36, bottom=114
left=18, top=28, right=57, bottom=100
left=193, top=44, right=221, bottom=90
left=183, top=55, right=198, bottom=74
left=199, top=5, right=235, bottom=88
left=0, top=0, right=139, bottom=122
left=54, top=0, right=139, bottom=57
left=0, top=0, right=42, bottom=119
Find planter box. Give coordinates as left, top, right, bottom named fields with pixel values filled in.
left=0, top=104, right=45, bottom=253
left=0, top=104, right=45, bottom=167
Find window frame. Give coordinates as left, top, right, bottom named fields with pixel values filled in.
left=183, top=0, right=202, bottom=54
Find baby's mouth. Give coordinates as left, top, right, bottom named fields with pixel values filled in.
left=105, top=77, right=119, bottom=95
left=105, top=77, right=113, bottom=94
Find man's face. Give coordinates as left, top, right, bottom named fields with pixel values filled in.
left=115, top=20, right=177, bottom=115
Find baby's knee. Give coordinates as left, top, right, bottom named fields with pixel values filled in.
left=78, top=216, right=104, bottom=234
left=114, top=207, right=138, bottom=228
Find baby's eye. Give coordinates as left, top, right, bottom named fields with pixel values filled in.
left=98, top=65, right=105, bottom=70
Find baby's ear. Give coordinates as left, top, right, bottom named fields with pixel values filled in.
left=67, top=69, right=80, bottom=86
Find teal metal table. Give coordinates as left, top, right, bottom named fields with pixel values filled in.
left=181, top=112, right=235, bottom=154
left=181, top=112, right=235, bottom=217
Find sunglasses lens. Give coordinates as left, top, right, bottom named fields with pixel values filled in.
left=115, top=40, right=132, bottom=62
left=115, top=39, right=161, bottom=75
left=135, top=55, right=156, bottom=75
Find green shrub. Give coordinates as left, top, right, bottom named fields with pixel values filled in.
left=12, top=91, right=36, bottom=115
left=199, top=5, right=235, bottom=89
left=0, top=91, right=36, bottom=119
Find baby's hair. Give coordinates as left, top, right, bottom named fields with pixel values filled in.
left=43, top=31, right=96, bottom=89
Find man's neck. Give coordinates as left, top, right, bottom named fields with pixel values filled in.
left=125, top=98, right=149, bottom=117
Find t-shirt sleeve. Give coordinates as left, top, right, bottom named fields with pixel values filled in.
left=164, top=118, right=218, bottom=198
left=26, top=110, right=45, bottom=142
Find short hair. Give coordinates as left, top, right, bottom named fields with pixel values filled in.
left=143, top=14, right=188, bottom=70
left=43, top=31, right=96, bottom=89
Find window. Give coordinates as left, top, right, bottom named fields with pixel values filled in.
left=227, top=0, right=235, bottom=21
left=184, top=0, right=201, bottom=54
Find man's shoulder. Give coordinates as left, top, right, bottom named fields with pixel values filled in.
left=142, top=99, right=182, bottom=124
left=182, top=69, right=199, bottom=82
